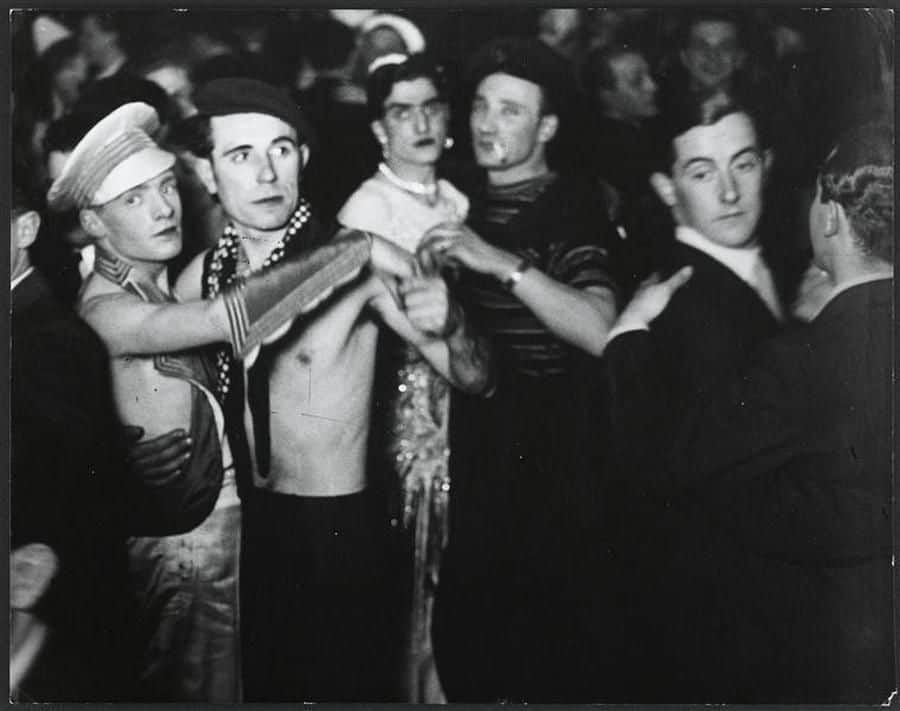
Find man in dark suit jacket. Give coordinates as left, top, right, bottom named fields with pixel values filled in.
left=598, top=89, right=787, bottom=701
left=10, top=181, right=137, bottom=700
left=605, top=123, right=894, bottom=703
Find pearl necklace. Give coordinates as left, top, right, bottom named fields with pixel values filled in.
left=378, top=162, right=439, bottom=202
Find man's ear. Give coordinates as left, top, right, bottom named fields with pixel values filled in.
left=760, top=148, right=774, bottom=185
left=193, top=157, right=218, bottom=196
left=823, top=200, right=841, bottom=239
left=537, top=114, right=559, bottom=144
left=299, top=144, right=311, bottom=171
left=79, top=209, right=107, bottom=240
left=650, top=172, right=678, bottom=208
left=13, top=211, right=41, bottom=250
left=371, top=120, right=387, bottom=149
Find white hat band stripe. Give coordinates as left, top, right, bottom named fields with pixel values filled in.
left=70, top=130, right=157, bottom=207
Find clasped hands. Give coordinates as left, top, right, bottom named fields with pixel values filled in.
left=369, top=231, right=462, bottom=339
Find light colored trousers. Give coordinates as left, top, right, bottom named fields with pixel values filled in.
left=127, top=473, right=241, bottom=702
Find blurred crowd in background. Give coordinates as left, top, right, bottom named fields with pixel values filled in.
left=11, top=7, right=894, bottom=304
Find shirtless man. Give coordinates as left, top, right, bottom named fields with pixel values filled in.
left=173, top=77, right=492, bottom=701
left=46, top=101, right=383, bottom=701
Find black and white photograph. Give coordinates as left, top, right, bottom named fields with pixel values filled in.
left=8, top=5, right=896, bottom=704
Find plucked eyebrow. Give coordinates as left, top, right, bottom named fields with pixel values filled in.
left=681, top=156, right=715, bottom=172
left=385, top=97, right=443, bottom=111
left=681, top=146, right=760, bottom=171
left=729, top=146, right=762, bottom=163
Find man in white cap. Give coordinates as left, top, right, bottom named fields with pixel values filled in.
left=47, top=101, right=379, bottom=701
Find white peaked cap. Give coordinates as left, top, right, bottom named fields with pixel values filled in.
left=33, top=15, right=73, bottom=57
left=46, top=102, right=176, bottom=211
left=360, top=13, right=426, bottom=54
left=330, top=9, right=377, bottom=29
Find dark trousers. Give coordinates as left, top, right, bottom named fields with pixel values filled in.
left=240, top=487, right=402, bottom=701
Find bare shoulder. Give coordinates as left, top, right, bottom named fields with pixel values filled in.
left=174, top=248, right=210, bottom=301
left=77, top=281, right=142, bottom=335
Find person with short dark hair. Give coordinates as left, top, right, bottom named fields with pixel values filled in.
left=338, top=52, right=472, bottom=703
left=677, top=9, right=747, bottom=95
left=174, top=76, right=491, bottom=702
left=604, top=121, right=894, bottom=703
left=419, top=36, right=620, bottom=702
left=77, top=11, right=129, bottom=80
left=301, top=13, right=428, bottom=222
left=598, top=88, right=790, bottom=701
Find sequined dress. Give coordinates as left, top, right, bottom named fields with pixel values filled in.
left=338, top=174, right=469, bottom=702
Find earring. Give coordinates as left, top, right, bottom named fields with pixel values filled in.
left=444, top=136, right=454, bottom=150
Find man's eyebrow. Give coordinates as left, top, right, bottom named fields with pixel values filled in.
left=681, top=156, right=715, bottom=170
left=386, top=97, right=443, bottom=110
left=220, top=135, right=296, bottom=156
left=220, top=143, right=253, bottom=157
left=730, top=146, right=761, bottom=162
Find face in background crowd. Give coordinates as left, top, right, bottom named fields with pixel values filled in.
left=372, top=76, right=449, bottom=174
left=470, top=72, right=558, bottom=184
left=82, top=170, right=183, bottom=271
left=680, top=19, right=745, bottom=92
left=600, top=50, right=658, bottom=122
left=78, top=14, right=119, bottom=70
left=537, top=8, right=582, bottom=60
left=198, top=113, right=306, bottom=238
left=653, top=111, right=769, bottom=249
left=50, top=50, right=88, bottom=110
left=143, top=64, right=196, bottom=119
left=10, top=207, right=40, bottom=283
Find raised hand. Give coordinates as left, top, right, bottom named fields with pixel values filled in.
left=617, top=266, right=694, bottom=329
left=399, top=275, right=461, bottom=338
left=418, top=222, right=517, bottom=278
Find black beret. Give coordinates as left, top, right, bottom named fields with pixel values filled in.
left=193, top=77, right=315, bottom=147
left=466, top=36, right=576, bottom=115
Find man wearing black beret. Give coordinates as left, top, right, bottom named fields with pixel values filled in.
left=419, top=37, right=621, bottom=702
left=173, top=77, right=492, bottom=701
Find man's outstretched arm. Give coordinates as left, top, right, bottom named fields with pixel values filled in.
left=419, top=222, right=617, bottom=356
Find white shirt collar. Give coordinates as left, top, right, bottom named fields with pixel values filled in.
left=10, top=267, right=34, bottom=292
left=95, top=55, right=126, bottom=80
left=675, top=225, right=762, bottom=287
